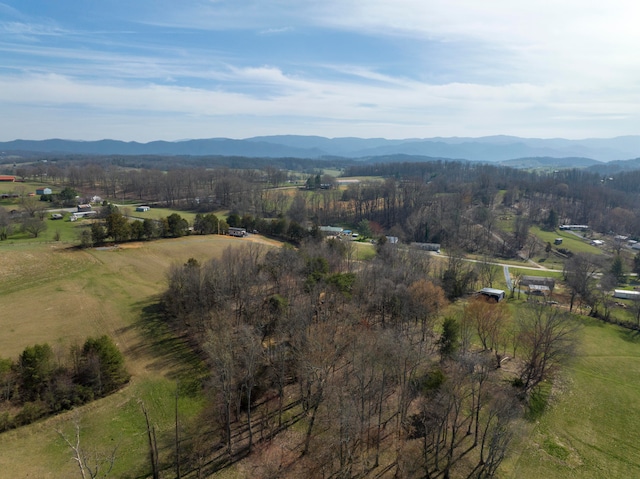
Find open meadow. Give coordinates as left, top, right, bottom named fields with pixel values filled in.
left=0, top=233, right=280, bottom=478
left=506, top=315, right=640, bottom=478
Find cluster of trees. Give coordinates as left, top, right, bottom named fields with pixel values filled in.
left=0, top=336, right=129, bottom=431
left=82, top=205, right=326, bottom=247
left=159, top=240, right=577, bottom=478
left=38, top=186, right=80, bottom=207
left=82, top=205, right=196, bottom=247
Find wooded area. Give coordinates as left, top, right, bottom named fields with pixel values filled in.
left=159, top=241, right=577, bottom=478
left=3, top=153, right=640, bottom=477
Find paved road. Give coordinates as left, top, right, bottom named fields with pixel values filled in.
left=503, top=265, right=513, bottom=290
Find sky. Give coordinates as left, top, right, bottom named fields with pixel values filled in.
left=1, top=0, right=639, bottom=142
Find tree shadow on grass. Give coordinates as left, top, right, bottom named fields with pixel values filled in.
left=618, top=329, right=640, bottom=344
left=121, top=296, right=207, bottom=387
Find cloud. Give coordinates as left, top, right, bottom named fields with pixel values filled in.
left=1, top=0, right=639, bottom=140
left=259, top=26, right=293, bottom=35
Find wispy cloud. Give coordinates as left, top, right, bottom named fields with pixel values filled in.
left=1, top=0, right=639, bottom=140
left=259, top=26, right=293, bottom=35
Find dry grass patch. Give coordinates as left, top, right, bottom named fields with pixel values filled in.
left=0, top=234, right=282, bottom=477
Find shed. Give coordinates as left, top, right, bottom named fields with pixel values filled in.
left=136, top=206, right=150, bottom=212
left=319, top=226, right=343, bottom=235
left=36, top=188, right=52, bottom=195
left=0, top=175, right=16, bottom=182
left=411, top=242, right=441, bottom=253
left=478, top=288, right=506, bottom=302
left=520, top=276, right=556, bottom=289
left=527, top=284, right=551, bottom=296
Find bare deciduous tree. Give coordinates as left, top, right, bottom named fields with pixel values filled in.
left=516, top=304, right=579, bottom=396
left=57, top=414, right=118, bottom=479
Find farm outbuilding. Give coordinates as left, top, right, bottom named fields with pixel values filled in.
left=613, top=290, right=640, bottom=300
left=411, top=242, right=441, bottom=253
left=136, top=206, right=150, bottom=212
left=527, top=284, right=551, bottom=297
left=478, top=288, right=506, bottom=302
left=36, top=188, right=52, bottom=195
left=559, top=224, right=589, bottom=230
left=520, top=276, right=556, bottom=289
left=319, top=226, right=344, bottom=236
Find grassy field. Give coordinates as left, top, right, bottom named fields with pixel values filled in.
left=505, top=315, right=640, bottom=478
left=120, top=206, right=199, bottom=223
left=530, top=225, right=603, bottom=256
left=0, top=233, right=280, bottom=477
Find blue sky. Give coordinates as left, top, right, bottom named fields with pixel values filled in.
left=1, top=0, right=639, bottom=141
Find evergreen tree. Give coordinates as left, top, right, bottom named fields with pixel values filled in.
left=610, top=255, right=626, bottom=284
left=438, top=317, right=459, bottom=360
left=78, top=336, right=129, bottom=396
left=19, top=343, right=55, bottom=402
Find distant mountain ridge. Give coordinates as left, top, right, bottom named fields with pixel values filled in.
left=1, top=135, right=640, bottom=162
left=499, top=157, right=601, bottom=169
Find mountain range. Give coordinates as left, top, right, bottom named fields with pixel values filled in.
left=1, top=135, right=640, bottom=163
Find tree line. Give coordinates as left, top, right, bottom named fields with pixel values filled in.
left=6, top=154, right=640, bottom=254
left=0, top=335, right=129, bottom=431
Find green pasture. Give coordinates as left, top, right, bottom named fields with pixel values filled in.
left=0, top=211, right=89, bottom=244
left=507, top=315, right=640, bottom=478
left=508, top=268, right=564, bottom=279
left=531, top=253, right=566, bottom=270
left=530, top=226, right=603, bottom=256
left=353, top=241, right=376, bottom=261
left=0, top=180, right=53, bottom=197
left=121, top=206, right=199, bottom=223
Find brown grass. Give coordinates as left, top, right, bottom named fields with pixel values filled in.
left=0, top=233, right=282, bottom=477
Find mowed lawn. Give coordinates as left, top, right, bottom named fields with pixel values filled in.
left=0, top=233, right=280, bottom=478
left=506, top=316, right=640, bottom=478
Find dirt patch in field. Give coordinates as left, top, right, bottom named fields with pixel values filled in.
left=117, top=242, right=144, bottom=249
